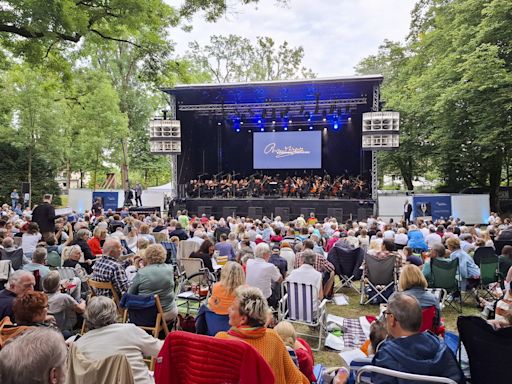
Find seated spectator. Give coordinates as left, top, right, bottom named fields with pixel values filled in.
left=357, top=228, right=370, bottom=250
left=294, top=239, right=335, bottom=298
left=135, top=237, right=149, bottom=259
left=213, top=219, right=230, bottom=242
left=399, top=264, right=441, bottom=327
left=208, top=261, right=245, bottom=315
left=0, top=270, right=35, bottom=321
left=21, top=222, right=42, bottom=258
left=368, top=231, right=384, bottom=252
left=0, top=327, right=68, bottom=384
left=422, top=243, right=449, bottom=281
left=394, top=228, right=409, bottom=249
left=43, top=270, right=85, bottom=332
left=446, top=237, right=480, bottom=290
left=425, top=226, right=443, bottom=248
left=286, top=250, right=323, bottom=312
left=215, top=233, right=236, bottom=261
left=402, top=246, right=423, bottom=267
left=1, top=236, right=30, bottom=265
left=168, top=222, right=188, bottom=241
left=137, top=224, right=155, bottom=244
left=190, top=239, right=215, bottom=273
left=279, top=241, right=296, bottom=274
left=216, top=286, right=308, bottom=384
left=274, top=321, right=316, bottom=383
left=13, top=291, right=53, bottom=327
left=91, top=238, right=129, bottom=299
left=125, top=255, right=144, bottom=283
left=407, top=228, right=428, bottom=253
left=499, top=245, right=512, bottom=280
left=88, top=226, right=107, bottom=256
left=269, top=245, right=288, bottom=279
left=72, top=229, right=95, bottom=273
left=373, top=292, right=464, bottom=383
left=128, top=244, right=177, bottom=322
left=22, top=246, right=50, bottom=280
left=75, top=296, right=163, bottom=384
left=246, top=243, right=282, bottom=308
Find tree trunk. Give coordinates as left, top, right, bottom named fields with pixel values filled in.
left=28, top=146, right=32, bottom=208
left=66, top=159, right=71, bottom=192
left=489, top=151, right=503, bottom=213
left=121, top=138, right=129, bottom=190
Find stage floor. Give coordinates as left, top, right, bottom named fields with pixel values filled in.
left=182, top=198, right=374, bottom=222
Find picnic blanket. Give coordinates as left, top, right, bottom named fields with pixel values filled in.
left=324, top=314, right=376, bottom=351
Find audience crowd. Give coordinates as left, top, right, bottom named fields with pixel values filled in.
left=0, top=197, right=511, bottom=383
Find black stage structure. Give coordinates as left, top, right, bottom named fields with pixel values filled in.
left=162, top=75, right=382, bottom=221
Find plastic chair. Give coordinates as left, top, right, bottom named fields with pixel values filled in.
left=457, top=316, right=512, bottom=384
left=355, top=365, right=458, bottom=384
left=327, top=246, right=363, bottom=294
left=278, top=281, right=328, bottom=351
left=0, top=248, right=24, bottom=270
left=428, top=258, right=461, bottom=313
left=360, top=253, right=397, bottom=305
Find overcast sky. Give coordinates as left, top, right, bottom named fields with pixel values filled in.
left=168, top=0, right=417, bottom=77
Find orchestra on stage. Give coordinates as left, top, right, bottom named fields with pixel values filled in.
left=186, top=173, right=369, bottom=199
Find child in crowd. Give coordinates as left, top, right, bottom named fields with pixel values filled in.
left=274, top=321, right=316, bottom=383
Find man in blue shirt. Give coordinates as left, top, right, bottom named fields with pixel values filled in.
left=446, top=237, right=480, bottom=290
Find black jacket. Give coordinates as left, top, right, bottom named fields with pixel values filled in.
left=32, top=202, right=57, bottom=234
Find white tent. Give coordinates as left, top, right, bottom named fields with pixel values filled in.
left=147, top=182, right=174, bottom=192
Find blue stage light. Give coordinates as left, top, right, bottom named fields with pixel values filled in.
left=309, top=126, right=313, bottom=130
left=284, top=127, right=288, bottom=131
left=236, top=128, right=240, bottom=132
left=260, top=127, right=264, bottom=132
left=257, top=119, right=262, bottom=124
left=333, top=122, right=339, bottom=130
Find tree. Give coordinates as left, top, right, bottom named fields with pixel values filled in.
left=187, top=34, right=316, bottom=83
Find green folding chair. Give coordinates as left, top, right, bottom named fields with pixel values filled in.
left=478, top=255, right=500, bottom=300
left=428, top=258, right=461, bottom=313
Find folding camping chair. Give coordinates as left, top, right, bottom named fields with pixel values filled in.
left=278, top=281, right=328, bottom=351
left=161, top=241, right=177, bottom=265
left=121, top=293, right=170, bottom=371
left=355, top=366, right=458, bottom=384
left=428, top=258, right=461, bottom=313
left=494, top=239, right=512, bottom=256
left=477, top=253, right=500, bottom=300
left=473, top=246, right=496, bottom=266
left=0, top=248, right=24, bottom=270
left=327, top=246, right=363, bottom=294
left=360, top=253, right=397, bottom=305
left=0, top=260, right=12, bottom=290
left=458, top=316, right=512, bottom=384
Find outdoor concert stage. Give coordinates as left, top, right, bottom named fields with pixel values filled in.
left=162, top=75, right=383, bottom=220
left=181, top=198, right=374, bottom=222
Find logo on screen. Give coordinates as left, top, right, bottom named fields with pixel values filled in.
left=263, top=143, right=311, bottom=158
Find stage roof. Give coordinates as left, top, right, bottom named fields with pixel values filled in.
left=162, top=75, right=383, bottom=107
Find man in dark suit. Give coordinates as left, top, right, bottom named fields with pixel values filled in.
left=32, top=194, right=57, bottom=237
left=404, top=199, right=413, bottom=225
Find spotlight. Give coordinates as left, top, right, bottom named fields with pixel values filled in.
left=288, top=119, right=292, bottom=124
left=298, top=128, right=302, bottom=131
left=260, top=127, right=264, bottom=132
left=272, top=129, right=276, bottom=132
left=236, top=128, right=240, bottom=132
left=257, top=119, right=262, bottom=124
left=240, top=121, right=244, bottom=125
left=217, top=122, right=222, bottom=126
left=284, top=127, right=288, bottom=131
left=322, top=110, right=327, bottom=121
left=348, top=117, right=352, bottom=122
left=333, top=122, right=339, bottom=130
left=309, top=126, right=313, bottom=130
left=272, top=120, right=276, bottom=124
left=248, top=129, right=252, bottom=133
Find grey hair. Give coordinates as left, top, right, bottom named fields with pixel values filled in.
left=42, top=270, right=61, bottom=294
left=32, top=247, right=47, bottom=264
left=84, top=296, right=118, bottom=330
left=255, top=242, right=270, bottom=259
left=235, top=286, right=270, bottom=327
left=8, top=270, right=33, bottom=286
left=102, top=238, right=121, bottom=257
left=0, top=327, right=67, bottom=384
left=387, top=292, right=422, bottom=332
left=76, top=228, right=91, bottom=239
left=302, top=249, right=316, bottom=266
left=430, top=243, right=446, bottom=258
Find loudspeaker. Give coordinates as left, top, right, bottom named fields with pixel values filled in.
left=248, top=207, right=263, bottom=219
left=197, top=206, right=212, bottom=217
left=300, top=208, right=315, bottom=217
left=357, top=208, right=373, bottom=221
left=327, top=208, right=344, bottom=222
left=222, top=207, right=237, bottom=219
left=21, top=182, right=30, bottom=194
left=275, top=207, right=290, bottom=222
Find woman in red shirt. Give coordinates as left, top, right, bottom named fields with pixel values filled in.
left=87, top=227, right=107, bottom=256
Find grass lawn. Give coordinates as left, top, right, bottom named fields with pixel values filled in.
left=309, top=282, right=480, bottom=367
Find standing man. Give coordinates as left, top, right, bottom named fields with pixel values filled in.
left=135, top=182, right=143, bottom=207
left=123, top=184, right=134, bottom=207
left=32, top=194, right=58, bottom=238
left=404, top=199, right=413, bottom=225
left=10, top=189, right=19, bottom=209
left=91, top=197, right=103, bottom=217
